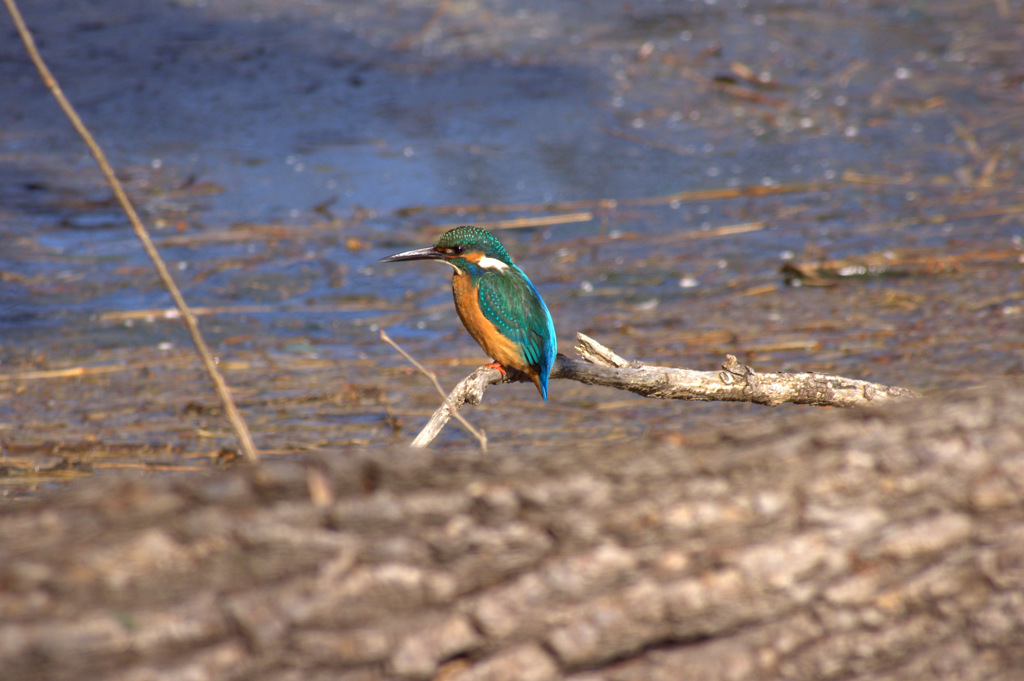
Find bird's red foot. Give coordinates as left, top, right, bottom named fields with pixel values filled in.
left=483, top=361, right=507, bottom=376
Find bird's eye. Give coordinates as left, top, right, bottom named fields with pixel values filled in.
left=452, top=245, right=465, bottom=255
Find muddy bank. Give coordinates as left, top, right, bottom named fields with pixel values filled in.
left=2, top=383, right=1024, bottom=680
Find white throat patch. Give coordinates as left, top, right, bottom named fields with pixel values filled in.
left=477, top=256, right=509, bottom=271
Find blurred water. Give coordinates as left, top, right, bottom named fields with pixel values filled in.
left=0, top=0, right=1021, bottom=443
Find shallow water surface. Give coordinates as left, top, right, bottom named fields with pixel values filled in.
left=0, top=0, right=1021, bottom=492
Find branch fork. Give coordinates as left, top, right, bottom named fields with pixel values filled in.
left=389, top=332, right=920, bottom=448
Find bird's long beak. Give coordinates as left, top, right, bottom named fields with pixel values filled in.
left=379, top=246, right=442, bottom=263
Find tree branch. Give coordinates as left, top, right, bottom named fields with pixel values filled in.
left=410, top=332, right=920, bottom=447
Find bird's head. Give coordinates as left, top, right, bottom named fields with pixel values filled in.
left=380, top=226, right=515, bottom=274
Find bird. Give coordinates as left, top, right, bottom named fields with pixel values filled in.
left=380, top=226, right=557, bottom=401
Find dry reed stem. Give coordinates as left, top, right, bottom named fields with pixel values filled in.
left=441, top=211, right=594, bottom=231
left=396, top=182, right=823, bottom=217
left=98, top=302, right=396, bottom=322
left=379, top=330, right=487, bottom=451
left=392, top=0, right=450, bottom=50
left=3, top=0, right=258, bottom=462
left=0, top=365, right=130, bottom=381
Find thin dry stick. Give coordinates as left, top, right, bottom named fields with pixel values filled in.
left=392, top=0, right=450, bottom=50
left=395, top=182, right=821, bottom=218
left=379, top=330, right=487, bottom=451
left=4, top=0, right=259, bottom=463
left=0, top=365, right=130, bottom=382
left=440, top=212, right=594, bottom=231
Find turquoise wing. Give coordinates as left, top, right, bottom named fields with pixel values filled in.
left=477, top=267, right=557, bottom=395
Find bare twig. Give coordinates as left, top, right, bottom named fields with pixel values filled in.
left=3, top=0, right=258, bottom=462
left=681, top=66, right=787, bottom=107
left=392, top=0, right=450, bottom=50
left=395, top=182, right=824, bottom=217
left=99, top=301, right=398, bottom=322
left=441, top=212, right=594, bottom=231
left=0, top=365, right=132, bottom=381
left=410, top=332, right=920, bottom=447
left=379, top=330, right=487, bottom=451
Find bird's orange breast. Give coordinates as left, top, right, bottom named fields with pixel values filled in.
left=451, top=272, right=533, bottom=378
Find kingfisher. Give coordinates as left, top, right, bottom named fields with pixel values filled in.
left=380, top=226, right=557, bottom=401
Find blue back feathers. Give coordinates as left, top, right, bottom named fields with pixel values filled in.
left=477, top=266, right=557, bottom=400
